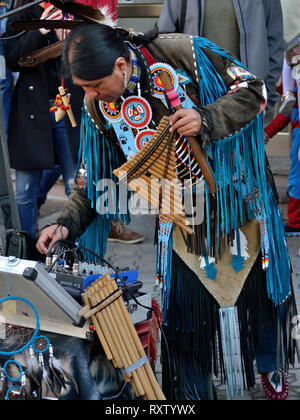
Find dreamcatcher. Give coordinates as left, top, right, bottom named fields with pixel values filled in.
left=0, top=258, right=71, bottom=400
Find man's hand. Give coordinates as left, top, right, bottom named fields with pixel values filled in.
left=169, top=108, right=202, bottom=137
left=39, top=5, right=63, bottom=36
left=36, top=224, right=69, bottom=255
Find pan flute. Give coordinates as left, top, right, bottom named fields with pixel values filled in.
left=113, top=115, right=194, bottom=234
left=79, top=274, right=166, bottom=400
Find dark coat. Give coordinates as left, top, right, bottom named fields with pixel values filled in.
left=4, top=5, right=84, bottom=170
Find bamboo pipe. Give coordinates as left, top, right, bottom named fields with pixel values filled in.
left=158, top=71, right=216, bottom=194
left=126, top=179, right=193, bottom=233
left=131, top=175, right=184, bottom=209
left=82, top=291, right=114, bottom=362
left=117, top=142, right=177, bottom=178
left=97, top=281, right=155, bottom=400
left=105, top=277, right=166, bottom=400
left=100, top=278, right=155, bottom=400
left=100, top=278, right=157, bottom=400
left=88, top=286, right=124, bottom=370
left=85, top=282, right=144, bottom=395
left=94, top=286, right=146, bottom=397
left=79, top=289, right=123, bottom=319
left=128, top=178, right=186, bottom=216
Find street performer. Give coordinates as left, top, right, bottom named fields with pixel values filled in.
left=37, top=22, right=299, bottom=400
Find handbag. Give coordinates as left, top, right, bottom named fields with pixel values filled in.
left=5, top=229, right=43, bottom=261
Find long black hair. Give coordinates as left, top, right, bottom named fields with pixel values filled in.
left=62, top=23, right=159, bottom=81
left=62, top=23, right=130, bottom=81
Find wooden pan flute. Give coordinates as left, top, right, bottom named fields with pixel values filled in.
left=113, top=116, right=194, bottom=234
left=79, top=274, right=166, bottom=400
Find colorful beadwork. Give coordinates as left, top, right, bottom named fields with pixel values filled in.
left=121, top=96, right=152, bottom=129
left=150, top=63, right=178, bottom=99
left=135, top=129, right=155, bottom=150
left=100, top=101, right=122, bottom=123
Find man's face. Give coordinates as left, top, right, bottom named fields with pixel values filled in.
left=72, top=69, right=125, bottom=103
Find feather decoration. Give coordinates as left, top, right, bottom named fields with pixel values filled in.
left=229, top=229, right=249, bottom=273
left=35, top=353, right=60, bottom=400
left=50, top=1, right=117, bottom=27
left=48, top=345, right=66, bottom=390
left=50, top=357, right=79, bottom=395
left=9, top=1, right=116, bottom=37
left=0, top=367, right=7, bottom=400
left=18, top=40, right=64, bottom=68
left=49, top=346, right=79, bottom=395
left=19, top=372, right=32, bottom=401
left=25, top=347, right=43, bottom=399
left=200, top=255, right=217, bottom=280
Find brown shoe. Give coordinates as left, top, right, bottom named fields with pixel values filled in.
left=107, top=221, right=145, bottom=244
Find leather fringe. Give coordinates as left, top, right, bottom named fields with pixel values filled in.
left=161, top=251, right=298, bottom=399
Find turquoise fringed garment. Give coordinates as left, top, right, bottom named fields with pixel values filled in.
left=192, top=37, right=291, bottom=307
left=77, top=36, right=291, bottom=307
left=78, top=108, right=130, bottom=260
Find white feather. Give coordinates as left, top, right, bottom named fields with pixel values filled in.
left=199, top=256, right=215, bottom=269
left=99, top=5, right=117, bottom=28
left=230, top=229, right=249, bottom=259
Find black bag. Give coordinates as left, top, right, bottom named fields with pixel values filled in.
left=5, top=229, right=43, bottom=261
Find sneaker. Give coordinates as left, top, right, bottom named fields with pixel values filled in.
left=279, top=91, right=296, bottom=115
left=261, top=370, right=289, bottom=400
left=107, top=221, right=145, bottom=244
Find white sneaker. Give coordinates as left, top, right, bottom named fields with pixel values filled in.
left=279, top=91, right=296, bottom=115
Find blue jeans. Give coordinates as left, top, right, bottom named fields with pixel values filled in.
left=0, top=69, right=18, bottom=135
left=16, top=113, right=77, bottom=237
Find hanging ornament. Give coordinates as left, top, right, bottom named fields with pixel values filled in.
left=199, top=254, right=217, bottom=280
left=49, top=86, right=77, bottom=127
left=229, top=228, right=249, bottom=273
left=135, top=129, right=156, bottom=151
left=121, top=96, right=152, bottom=130
left=100, top=101, right=123, bottom=123
left=156, top=214, right=173, bottom=290
left=150, top=62, right=178, bottom=100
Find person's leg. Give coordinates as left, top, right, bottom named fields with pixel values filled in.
left=0, top=69, right=14, bottom=134
left=36, top=167, right=62, bottom=208
left=51, top=114, right=77, bottom=197
left=297, top=78, right=300, bottom=120
left=15, top=169, right=42, bottom=237
left=256, top=305, right=289, bottom=400
left=279, top=58, right=296, bottom=115
left=286, top=127, right=300, bottom=230
left=282, top=58, right=295, bottom=93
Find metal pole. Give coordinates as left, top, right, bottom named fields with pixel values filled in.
left=0, top=92, right=21, bottom=231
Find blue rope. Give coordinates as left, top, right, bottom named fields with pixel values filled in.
left=0, top=296, right=39, bottom=356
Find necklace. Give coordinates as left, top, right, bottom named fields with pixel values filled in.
left=99, top=48, right=155, bottom=159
